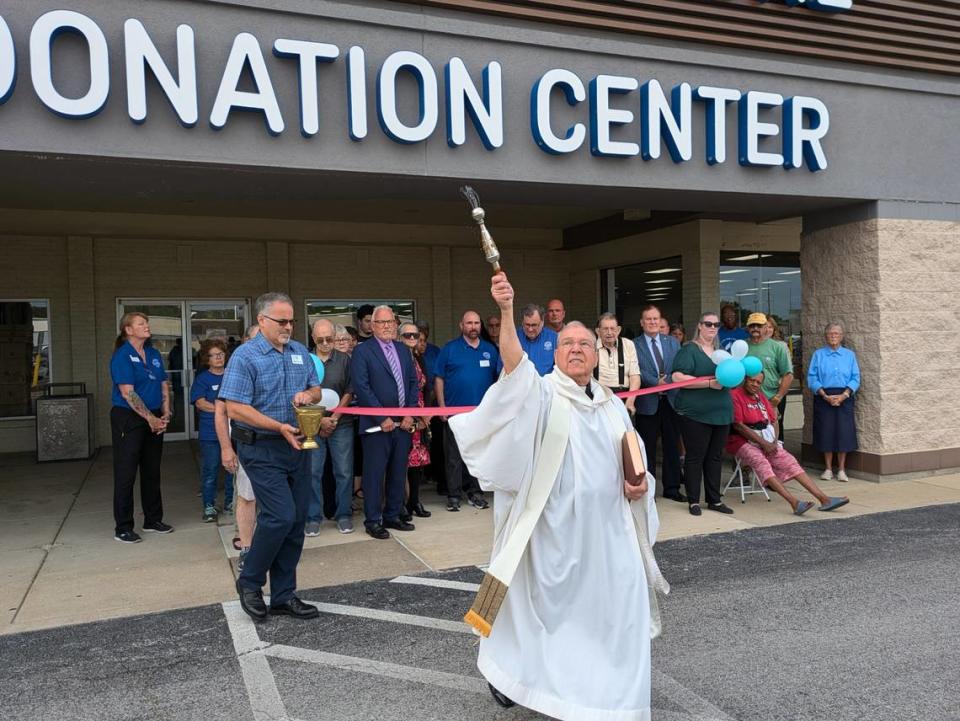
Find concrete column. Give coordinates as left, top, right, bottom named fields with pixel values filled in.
left=66, top=237, right=97, bottom=391
left=801, top=204, right=960, bottom=479
left=431, top=246, right=453, bottom=340
left=266, top=241, right=290, bottom=292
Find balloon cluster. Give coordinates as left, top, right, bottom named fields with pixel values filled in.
left=710, top=340, right=762, bottom=388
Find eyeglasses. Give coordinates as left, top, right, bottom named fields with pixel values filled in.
left=701, top=321, right=721, bottom=328
left=263, top=315, right=295, bottom=327
left=558, top=339, right=596, bottom=351
left=747, top=324, right=763, bottom=329
left=208, top=352, right=226, bottom=359
left=314, top=336, right=335, bottom=344
left=400, top=332, right=420, bottom=340
left=334, top=337, right=351, bottom=343
left=372, top=319, right=396, bottom=326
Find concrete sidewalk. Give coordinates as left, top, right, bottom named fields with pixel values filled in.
left=3, top=441, right=960, bottom=636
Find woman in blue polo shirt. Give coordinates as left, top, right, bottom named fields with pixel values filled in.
left=191, top=338, right=234, bottom=523
left=110, top=312, right=174, bottom=543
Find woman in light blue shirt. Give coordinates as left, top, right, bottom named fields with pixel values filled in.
left=807, top=322, right=861, bottom=481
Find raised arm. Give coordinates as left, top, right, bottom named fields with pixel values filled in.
left=491, top=272, right=521, bottom=374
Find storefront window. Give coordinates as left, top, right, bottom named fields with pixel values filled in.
left=600, top=258, right=683, bottom=339
left=719, top=251, right=802, bottom=371
left=0, top=300, right=51, bottom=418
left=304, top=300, right=416, bottom=346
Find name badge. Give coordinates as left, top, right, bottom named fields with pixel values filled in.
left=291, top=354, right=303, bottom=365
left=479, top=359, right=491, bottom=367
left=129, top=355, right=141, bottom=363
left=212, top=384, right=220, bottom=391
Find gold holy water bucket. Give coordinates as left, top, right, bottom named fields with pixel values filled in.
left=292, top=403, right=326, bottom=450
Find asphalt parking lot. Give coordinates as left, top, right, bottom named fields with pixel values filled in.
left=2, top=504, right=958, bottom=721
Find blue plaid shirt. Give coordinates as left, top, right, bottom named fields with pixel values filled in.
left=219, top=334, right=320, bottom=429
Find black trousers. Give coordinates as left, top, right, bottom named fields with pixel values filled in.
left=407, top=466, right=425, bottom=509
left=677, top=415, right=729, bottom=506
left=360, top=428, right=412, bottom=528
left=111, top=406, right=164, bottom=534
left=429, top=417, right=447, bottom=493
left=444, top=424, right=481, bottom=501
left=634, top=397, right=683, bottom=497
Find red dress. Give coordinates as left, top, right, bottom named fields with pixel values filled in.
left=407, top=356, right=431, bottom=468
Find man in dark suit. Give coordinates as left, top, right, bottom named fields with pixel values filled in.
left=633, top=304, right=685, bottom=502
left=350, top=305, right=419, bottom=539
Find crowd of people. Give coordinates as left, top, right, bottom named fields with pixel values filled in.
left=107, top=293, right=860, bottom=616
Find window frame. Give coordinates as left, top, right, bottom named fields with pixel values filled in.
left=0, top=298, right=52, bottom=420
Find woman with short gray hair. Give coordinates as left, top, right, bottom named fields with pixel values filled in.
left=807, top=322, right=860, bottom=481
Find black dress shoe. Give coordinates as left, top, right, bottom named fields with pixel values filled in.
left=269, top=596, right=320, bottom=619
left=488, top=683, right=515, bottom=708
left=411, top=503, right=432, bottom=518
left=663, top=492, right=688, bottom=503
left=365, top=524, right=390, bottom=539
left=399, top=511, right=413, bottom=523
left=383, top=518, right=415, bottom=532
left=707, top=502, right=734, bottom=515
left=688, top=503, right=702, bottom=517
left=236, top=579, right=267, bottom=621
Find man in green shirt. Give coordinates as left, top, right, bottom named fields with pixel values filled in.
left=745, top=313, right=793, bottom=428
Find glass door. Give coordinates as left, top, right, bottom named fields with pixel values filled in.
left=185, top=300, right=249, bottom=439
left=117, top=299, right=250, bottom=441
left=117, top=300, right=188, bottom=441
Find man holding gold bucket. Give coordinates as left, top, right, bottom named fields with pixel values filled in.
left=452, top=189, right=668, bottom=720
left=219, top=292, right=324, bottom=622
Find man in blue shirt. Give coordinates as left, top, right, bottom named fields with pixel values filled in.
left=435, top=310, right=500, bottom=511
left=518, top=303, right=558, bottom=376
left=718, top=304, right=749, bottom=351
left=219, top=292, right=322, bottom=622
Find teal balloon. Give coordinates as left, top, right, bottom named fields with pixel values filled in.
left=716, top=358, right=746, bottom=388
left=741, top=356, right=763, bottom=377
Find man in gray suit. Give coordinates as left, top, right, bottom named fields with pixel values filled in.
left=633, top=304, right=685, bottom=501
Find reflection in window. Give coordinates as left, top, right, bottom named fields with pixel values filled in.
left=600, top=258, right=683, bottom=339
left=304, top=300, right=416, bottom=346
left=719, top=251, right=802, bottom=373
left=0, top=300, right=50, bottom=418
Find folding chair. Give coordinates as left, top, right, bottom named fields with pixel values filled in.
left=722, top=455, right=771, bottom=503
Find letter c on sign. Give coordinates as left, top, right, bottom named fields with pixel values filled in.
left=30, top=10, right=110, bottom=118
left=0, top=16, right=15, bottom=104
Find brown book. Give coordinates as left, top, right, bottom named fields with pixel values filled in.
left=622, top=431, right=646, bottom=486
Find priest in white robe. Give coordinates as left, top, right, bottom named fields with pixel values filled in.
left=450, top=272, right=666, bottom=721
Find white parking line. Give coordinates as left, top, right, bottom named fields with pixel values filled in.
left=389, top=575, right=481, bottom=592
left=224, top=591, right=733, bottom=721
left=308, top=600, right=473, bottom=634
left=222, top=601, right=288, bottom=721
left=266, top=644, right=489, bottom=694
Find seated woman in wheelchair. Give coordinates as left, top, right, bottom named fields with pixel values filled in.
left=728, top=371, right=849, bottom=516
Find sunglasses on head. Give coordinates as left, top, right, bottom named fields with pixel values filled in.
left=701, top=321, right=721, bottom=328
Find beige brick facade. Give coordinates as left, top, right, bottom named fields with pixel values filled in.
left=801, top=217, right=960, bottom=476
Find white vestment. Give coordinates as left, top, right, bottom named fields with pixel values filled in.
left=450, top=356, right=660, bottom=721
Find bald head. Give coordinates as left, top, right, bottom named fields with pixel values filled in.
left=546, top=298, right=566, bottom=332
left=460, top=310, right=482, bottom=343
left=311, top=318, right=336, bottom=357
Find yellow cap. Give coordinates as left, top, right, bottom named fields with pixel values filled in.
left=746, top=312, right=767, bottom=327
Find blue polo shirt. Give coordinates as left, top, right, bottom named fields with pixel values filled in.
left=218, top=334, right=320, bottom=429
left=190, top=369, right=226, bottom=442
left=519, top=328, right=558, bottom=376
left=718, top=326, right=749, bottom=351
left=434, top=337, right=500, bottom=407
left=110, top=341, right=167, bottom=410
left=423, top=342, right=441, bottom=386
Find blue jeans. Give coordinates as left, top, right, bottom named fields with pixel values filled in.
left=200, top=440, right=234, bottom=508
left=308, top=422, right=355, bottom=523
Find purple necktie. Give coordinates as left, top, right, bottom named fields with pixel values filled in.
left=383, top=342, right=405, bottom=406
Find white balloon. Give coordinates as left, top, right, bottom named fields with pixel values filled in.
left=711, top=349, right=732, bottom=365
left=320, top=388, right=340, bottom=408
left=730, top=339, right=749, bottom=360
